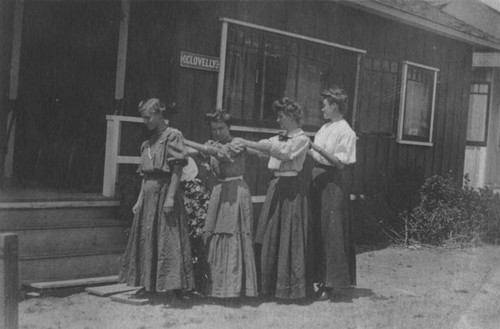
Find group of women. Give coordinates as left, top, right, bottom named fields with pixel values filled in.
left=118, top=86, right=357, bottom=303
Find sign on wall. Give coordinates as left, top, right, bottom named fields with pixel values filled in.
left=180, top=51, right=220, bottom=72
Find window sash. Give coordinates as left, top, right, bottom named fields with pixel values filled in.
left=357, top=57, right=399, bottom=135
left=396, top=61, right=438, bottom=146
left=466, top=82, right=490, bottom=146
left=217, top=18, right=365, bottom=133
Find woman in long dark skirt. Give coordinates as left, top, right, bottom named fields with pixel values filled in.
left=309, top=87, right=357, bottom=301
left=119, top=98, right=194, bottom=300
left=234, top=98, right=312, bottom=300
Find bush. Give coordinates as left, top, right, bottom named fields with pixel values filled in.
left=400, top=174, right=500, bottom=246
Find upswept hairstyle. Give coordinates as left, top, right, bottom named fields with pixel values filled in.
left=320, top=86, right=348, bottom=116
left=138, top=98, right=176, bottom=118
left=204, top=108, right=232, bottom=128
left=272, top=97, right=303, bottom=123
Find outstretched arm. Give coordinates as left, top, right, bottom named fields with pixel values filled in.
left=247, top=147, right=269, bottom=159
left=309, top=143, right=345, bottom=169
left=233, top=137, right=271, bottom=154
left=185, top=139, right=219, bottom=156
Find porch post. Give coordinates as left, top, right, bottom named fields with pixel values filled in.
left=0, top=233, right=19, bottom=329
left=114, top=0, right=130, bottom=115
left=5, top=0, right=24, bottom=180
left=1, top=0, right=23, bottom=182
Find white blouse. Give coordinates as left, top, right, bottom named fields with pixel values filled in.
left=259, top=128, right=310, bottom=172
left=311, top=119, right=356, bottom=166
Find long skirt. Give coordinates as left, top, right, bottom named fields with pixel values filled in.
left=255, top=176, right=312, bottom=299
left=310, top=165, right=356, bottom=289
left=119, top=176, right=195, bottom=292
left=203, top=179, right=258, bottom=298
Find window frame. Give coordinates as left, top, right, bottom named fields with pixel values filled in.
left=357, top=56, right=400, bottom=136
left=466, top=81, right=490, bottom=147
left=216, top=17, right=366, bottom=134
left=396, top=60, right=439, bottom=147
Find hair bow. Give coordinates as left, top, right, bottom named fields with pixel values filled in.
left=278, top=132, right=289, bottom=142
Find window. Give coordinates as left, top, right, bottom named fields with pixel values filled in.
left=218, top=18, right=365, bottom=132
left=357, top=57, right=399, bottom=135
left=466, top=82, right=490, bottom=146
left=396, top=61, right=438, bottom=146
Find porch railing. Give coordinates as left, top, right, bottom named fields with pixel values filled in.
left=102, top=115, right=278, bottom=203
left=102, top=115, right=142, bottom=197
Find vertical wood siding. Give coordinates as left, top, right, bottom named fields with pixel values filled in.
left=120, top=1, right=473, bottom=196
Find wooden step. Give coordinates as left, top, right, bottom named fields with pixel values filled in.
left=0, top=200, right=121, bottom=229
left=4, top=219, right=128, bottom=256
left=20, top=249, right=124, bottom=283
left=0, top=193, right=126, bottom=284
left=86, top=283, right=142, bottom=297
left=26, top=275, right=120, bottom=290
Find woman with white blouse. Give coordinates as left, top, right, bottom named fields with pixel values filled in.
left=234, top=98, right=312, bottom=300
left=309, top=87, right=357, bottom=301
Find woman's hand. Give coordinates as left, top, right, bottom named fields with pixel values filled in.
left=132, top=198, right=142, bottom=214
left=310, top=142, right=321, bottom=152
left=231, top=137, right=247, bottom=150
left=163, top=198, right=174, bottom=214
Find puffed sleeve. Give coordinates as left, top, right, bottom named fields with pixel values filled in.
left=165, top=129, right=188, bottom=168
left=333, top=130, right=356, bottom=164
left=269, top=135, right=309, bottom=161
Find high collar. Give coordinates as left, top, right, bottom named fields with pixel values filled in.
left=286, top=128, right=304, bottom=138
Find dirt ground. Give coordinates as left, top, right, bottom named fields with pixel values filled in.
left=18, top=245, right=500, bottom=329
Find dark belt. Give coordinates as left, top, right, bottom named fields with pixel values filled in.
left=316, top=163, right=336, bottom=171
left=143, top=172, right=171, bottom=179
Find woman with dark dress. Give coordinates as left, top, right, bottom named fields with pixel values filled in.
left=233, top=98, right=312, bottom=300
left=119, top=98, right=194, bottom=299
left=308, top=87, right=357, bottom=301
left=184, top=109, right=258, bottom=299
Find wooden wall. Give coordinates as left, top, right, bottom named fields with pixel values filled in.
left=121, top=1, right=472, bottom=197
left=8, top=1, right=473, bottom=198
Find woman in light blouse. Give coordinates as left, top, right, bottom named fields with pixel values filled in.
left=309, top=87, right=357, bottom=301
left=234, top=98, right=312, bottom=300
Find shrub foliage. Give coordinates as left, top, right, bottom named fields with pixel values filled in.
left=400, top=174, right=500, bottom=246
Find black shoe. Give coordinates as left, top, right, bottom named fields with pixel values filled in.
left=129, top=288, right=150, bottom=300
left=173, top=289, right=190, bottom=301
left=316, top=285, right=332, bottom=301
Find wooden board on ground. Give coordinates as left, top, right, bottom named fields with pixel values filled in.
left=26, top=275, right=119, bottom=290
left=110, top=291, right=149, bottom=306
left=86, top=283, right=142, bottom=297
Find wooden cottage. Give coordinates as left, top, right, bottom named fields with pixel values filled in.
left=1, top=0, right=500, bottom=285
left=428, top=0, right=500, bottom=191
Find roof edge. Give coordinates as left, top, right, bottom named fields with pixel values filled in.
left=341, top=0, right=500, bottom=51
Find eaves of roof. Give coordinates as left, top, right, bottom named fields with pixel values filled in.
left=340, top=0, right=500, bottom=51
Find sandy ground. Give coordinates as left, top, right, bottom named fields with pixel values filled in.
left=18, top=245, right=500, bottom=329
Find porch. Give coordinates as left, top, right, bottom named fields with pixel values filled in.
left=0, top=187, right=126, bottom=287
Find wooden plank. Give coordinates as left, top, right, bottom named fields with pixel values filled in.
left=111, top=291, right=149, bottom=305
left=0, top=199, right=120, bottom=209
left=8, top=0, right=23, bottom=100
left=86, top=283, right=141, bottom=297
left=7, top=226, right=127, bottom=257
left=20, top=252, right=122, bottom=283
left=114, top=0, right=130, bottom=101
left=454, top=48, right=472, bottom=181
left=0, top=233, right=19, bottom=329
left=0, top=208, right=119, bottom=229
left=27, top=275, right=119, bottom=290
